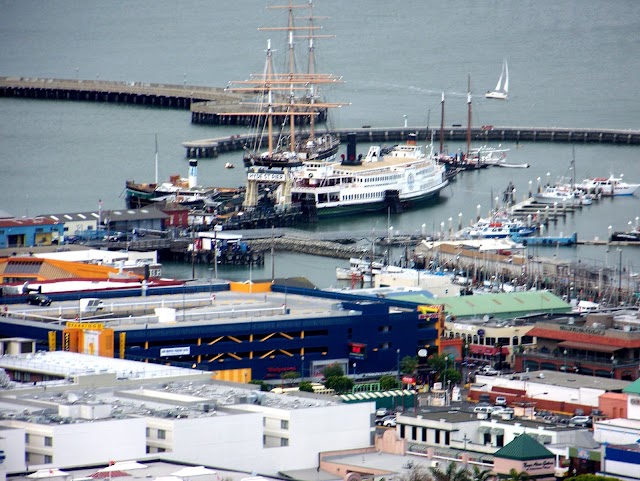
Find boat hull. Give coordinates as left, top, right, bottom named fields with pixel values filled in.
left=243, top=139, right=339, bottom=168
left=611, top=232, right=640, bottom=242
left=485, top=92, right=508, bottom=100
left=312, top=186, right=446, bottom=218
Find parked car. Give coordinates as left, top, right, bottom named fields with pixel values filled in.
left=474, top=405, right=495, bottom=414
left=495, top=396, right=507, bottom=406
left=376, top=415, right=396, bottom=426
left=478, top=393, right=491, bottom=404
left=569, top=415, right=592, bottom=427
left=479, top=365, right=500, bottom=376
left=26, top=293, right=52, bottom=306
left=376, top=407, right=392, bottom=417
left=382, top=416, right=397, bottom=427
left=106, top=232, right=127, bottom=242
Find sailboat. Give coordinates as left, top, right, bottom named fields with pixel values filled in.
left=485, top=59, right=509, bottom=100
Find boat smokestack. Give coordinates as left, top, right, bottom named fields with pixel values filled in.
left=347, top=132, right=357, bottom=162
left=188, top=159, right=198, bottom=188
left=407, top=133, right=417, bottom=145
left=341, top=132, right=362, bottom=165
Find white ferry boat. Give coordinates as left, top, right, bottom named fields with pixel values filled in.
left=290, top=134, right=448, bottom=217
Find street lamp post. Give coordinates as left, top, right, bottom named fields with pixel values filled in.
left=443, top=355, right=450, bottom=404
left=528, top=391, right=549, bottom=420
left=301, top=355, right=304, bottom=382
left=611, top=355, right=617, bottom=379
left=352, top=362, right=357, bottom=380
left=617, top=248, right=623, bottom=305
left=396, top=348, right=401, bottom=382
left=563, top=349, right=568, bottom=372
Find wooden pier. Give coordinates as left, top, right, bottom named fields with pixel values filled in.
left=183, top=126, right=640, bottom=158
left=0, top=76, right=251, bottom=111
left=2, top=77, right=640, bottom=150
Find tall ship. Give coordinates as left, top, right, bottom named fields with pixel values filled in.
left=225, top=1, right=344, bottom=169
left=289, top=133, right=449, bottom=217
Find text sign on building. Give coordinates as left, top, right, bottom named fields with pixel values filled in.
left=522, top=460, right=554, bottom=472
left=160, top=346, right=191, bottom=357
left=348, top=342, right=367, bottom=360
left=247, top=172, right=286, bottom=182
left=67, top=321, right=104, bottom=330
left=559, top=325, right=607, bottom=336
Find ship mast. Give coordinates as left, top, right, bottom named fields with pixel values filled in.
left=439, top=91, right=445, bottom=154
left=226, top=1, right=344, bottom=156
left=466, top=73, right=472, bottom=159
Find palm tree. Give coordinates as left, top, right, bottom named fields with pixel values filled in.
left=429, top=462, right=471, bottom=481
left=471, top=466, right=493, bottom=481
left=401, top=464, right=431, bottom=481
left=504, top=469, right=529, bottom=481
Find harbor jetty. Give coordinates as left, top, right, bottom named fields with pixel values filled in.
left=183, top=126, right=640, bottom=158
left=0, top=76, right=253, bottom=111
left=2, top=77, right=639, bottom=150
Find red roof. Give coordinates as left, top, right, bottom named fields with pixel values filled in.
left=527, top=326, right=639, bottom=348
left=0, top=217, right=58, bottom=227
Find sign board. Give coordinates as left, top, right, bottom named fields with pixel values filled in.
left=247, top=172, right=286, bottom=182
left=160, top=346, right=190, bottom=357
left=402, top=376, right=416, bottom=385
left=67, top=321, right=104, bottom=330
left=348, top=342, right=367, bottom=360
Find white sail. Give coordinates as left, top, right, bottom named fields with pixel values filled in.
left=485, top=59, right=509, bottom=100
left=503, top=60, right=509, bottom=94
left=494, top=65, right=504, bottom=91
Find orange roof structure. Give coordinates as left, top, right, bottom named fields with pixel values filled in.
left=0, top=257, right=142, bottom=283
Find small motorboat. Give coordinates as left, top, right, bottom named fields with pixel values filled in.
left=224, top=163, right=235, bottom=169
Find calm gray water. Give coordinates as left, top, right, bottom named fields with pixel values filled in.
left=1, top=0, right=640, bottom=285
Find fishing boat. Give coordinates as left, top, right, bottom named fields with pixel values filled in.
left=534, top=185, right=591, bottom=205
left=290, top=133, right=448, bottom=217
left=485, top=59, right=509, bottom=100
left=226, top=2, right=343, bottom=169
left=610, top=229, right=640, bottom=243
left=576, top=174, right=640, bottom=196
left=463, top=210, right=536, bottom=239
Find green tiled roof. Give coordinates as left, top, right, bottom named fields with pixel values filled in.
left=623, top=378, right=640, bottom=394
left=494, top=434, right=554, bottom=461
left=388, top=291, right=571, bottom=319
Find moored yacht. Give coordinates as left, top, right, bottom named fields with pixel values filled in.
left=576, top=174, right=640, bottom=196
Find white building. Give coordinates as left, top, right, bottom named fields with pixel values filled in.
left=0, top=352, right=373, bottom=476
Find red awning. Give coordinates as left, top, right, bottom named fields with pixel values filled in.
left=470, top=345, right=510, bottom=356
left=558, top=341, right=621, bottom=353
left=89, top=472, right=130, bottom=479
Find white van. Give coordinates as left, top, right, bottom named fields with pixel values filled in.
left=474, top=405, right=495, bottom=414
left=80, top=298, right=105, bottom=313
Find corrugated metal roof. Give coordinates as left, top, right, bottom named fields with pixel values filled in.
left=387, top=291, right=571, bottom=319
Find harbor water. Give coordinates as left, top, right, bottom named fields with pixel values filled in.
left=1, top=0, right=639, bottom=286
